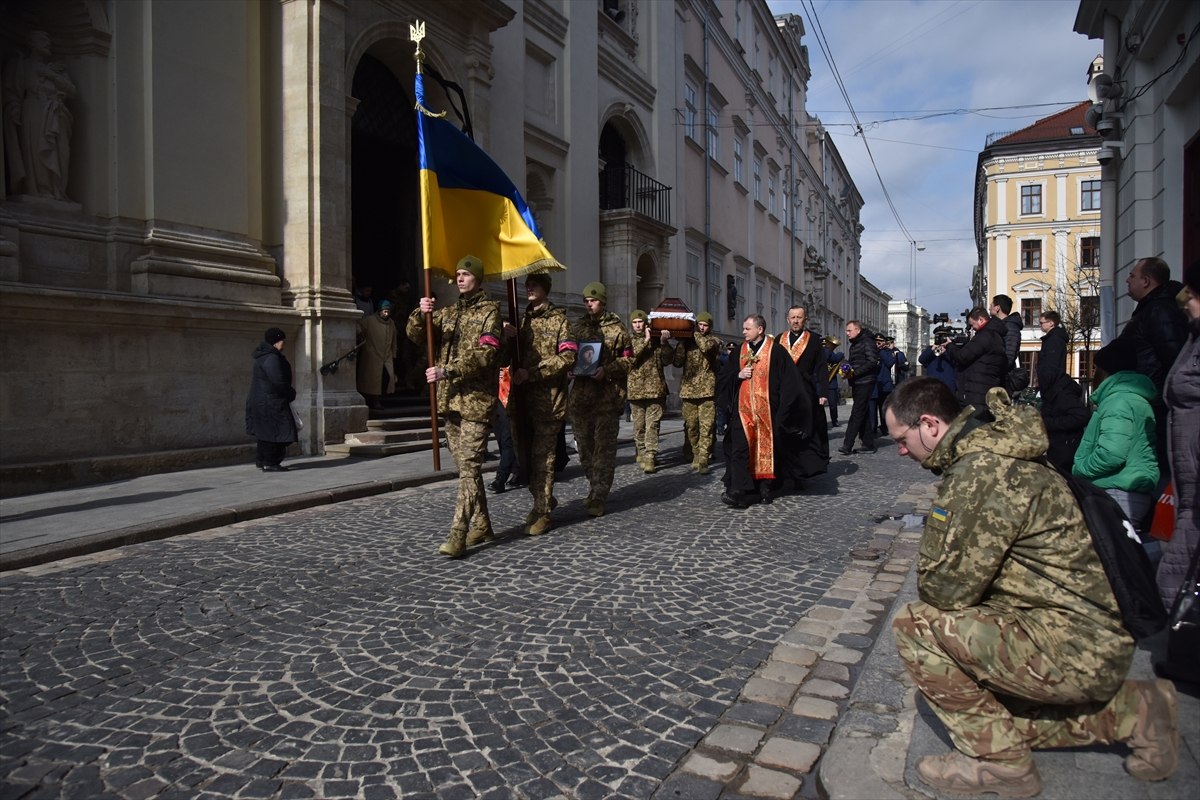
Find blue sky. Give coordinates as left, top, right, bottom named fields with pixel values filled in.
left=767, top=0, right=1102, bottom=320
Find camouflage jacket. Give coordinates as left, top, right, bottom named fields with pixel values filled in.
left=919, top=387, right=1133, bottom=695
left=569, top=311, right=632, bottom=412
left=406, top=291, right=500, bottom=422
left=671, top=332, right=720, bottom=399
left=511, top=301, right=576, bottom=420
left=626, top=334, right=670, bottom=401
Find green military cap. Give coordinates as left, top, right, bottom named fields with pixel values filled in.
left=696, top=311, right=713, bottom=325
left=582, top=281, right=607, bottom=304
left=630, top=309, right=648, bottom=322
left=457, top=254, right=485, bottom=281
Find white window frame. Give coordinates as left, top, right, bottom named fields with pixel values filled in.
left=707, top=109, right=719, bottom=159
left=753, top=157, right=763, bottom=204
left=733, top=137, right=744, bottom=185
left=684, top=83, right=697, bottom=141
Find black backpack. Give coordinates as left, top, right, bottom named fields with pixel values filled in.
left=1047, top=463, right=1168, bottom=640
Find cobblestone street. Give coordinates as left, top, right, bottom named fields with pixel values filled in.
left=1, top=433, right=926, bottom=800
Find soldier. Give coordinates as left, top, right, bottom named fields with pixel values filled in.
left=627, top=310, right=671, bottom=473
left=885, top=378, right=1179, bottom=797
left=568, top=282, right=632, bottom=517
left=406, top=255, right=501, bottom=558
left=505, top=272, right=576, bottom=536
left=670, top=311, right=721, bottom=474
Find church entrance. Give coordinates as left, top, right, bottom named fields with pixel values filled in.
left=350, top=52, right=419, bottom=318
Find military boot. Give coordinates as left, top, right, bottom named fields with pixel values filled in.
left=642, top=452, right=656, bottom=474
left=915, top=752, right=1041, bottom=798
left=439, top=528, right=467, bottom=558
left=466, top=523, right=494, bottom=547
left=693, top=459, right=710, bottom=475
left=586, top=499, right=605, bottom=517
left=1124, top=679, right=1179, bottom=781
left=526, top=515, right=552, bottom=536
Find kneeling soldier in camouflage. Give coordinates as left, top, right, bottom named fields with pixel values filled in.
left=886, top=378, right=1179, bottom=797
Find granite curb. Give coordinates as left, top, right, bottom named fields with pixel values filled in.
left=654, top=480, right=938, bottom=800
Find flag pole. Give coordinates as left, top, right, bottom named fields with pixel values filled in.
left=412, top=21, right=440, bottom=471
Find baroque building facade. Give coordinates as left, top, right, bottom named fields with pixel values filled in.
left=0, top=0, right=864, bottom=491
left=973, top=101, right=1103, bottom=383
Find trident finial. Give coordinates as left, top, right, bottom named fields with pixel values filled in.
left=410, top=20, right=426, bottom=73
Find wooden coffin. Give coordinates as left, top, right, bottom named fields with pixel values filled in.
left=648, top=297, right=695, bottom=338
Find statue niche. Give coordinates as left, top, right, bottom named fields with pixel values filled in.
left=3, top=30, right=76, bottom=201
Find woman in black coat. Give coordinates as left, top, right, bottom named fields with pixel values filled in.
left=245, top=327, right=298, bottom=471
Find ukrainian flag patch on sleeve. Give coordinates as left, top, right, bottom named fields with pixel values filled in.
left=930, top=506, right=950, bottom=524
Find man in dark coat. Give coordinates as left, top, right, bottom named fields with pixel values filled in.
left=1036, top=309, right=1068, bottom=392
left=991, top=294, right=1023, bottom=366
left=839, top=320, right=880, bottom=455
left=1113, top=256, right=1188, bottom=469
left=720, top=314, right=802, bottom=508
left=245, top=327, right=298, bottom=472
left=942, top=308, right=1008, bottom=407
left=1038, top=372, right=1090, bottom=472
left=774, top=305, right=830, bottom=485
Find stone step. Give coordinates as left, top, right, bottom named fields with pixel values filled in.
left=342, top=428, right=430, bottom=446
left=366, top=417, right=430, bottom=432
left=324, top=439, right=444, bottom=458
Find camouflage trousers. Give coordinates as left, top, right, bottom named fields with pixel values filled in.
left=572, top=406, right=620, bottom=503
left=512, top=409, right=561, bottom=517
left=629, top=398, right=664, bottom=460
left=444, top=414, right=492, bottom=537
left=893, top=601, right=1141, bottom=766
left=681, top=398, right=715, bottom=464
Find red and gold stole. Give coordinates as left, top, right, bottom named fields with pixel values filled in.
left=738, top=336, right=776, bottom=480
left=781, top=330, right=809, bottom=364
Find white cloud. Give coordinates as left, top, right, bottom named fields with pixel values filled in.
left=769, top=0, right=1100, bottom=317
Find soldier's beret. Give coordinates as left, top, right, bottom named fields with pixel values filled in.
left=696, top=311, right=713, bottom=325
left=630, top=310, right=648, bottom=322
left=582, top=282, right=607, bottom=303
left=456, top=254, right=485, bottom=281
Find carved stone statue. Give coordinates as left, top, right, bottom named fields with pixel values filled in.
left=3, top=31, right=76, bottom=200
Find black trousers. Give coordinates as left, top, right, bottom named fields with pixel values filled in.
left=256, top=440, right=288, bottom=467
left=842, top=381, right=875, bottom=450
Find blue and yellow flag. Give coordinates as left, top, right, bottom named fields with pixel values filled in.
left=415, top=73, right=564, bottom=281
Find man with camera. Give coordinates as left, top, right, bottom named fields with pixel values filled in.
left=919, top=327, right=959, bottom=392
left=938, top=308, right=1008, bottom=407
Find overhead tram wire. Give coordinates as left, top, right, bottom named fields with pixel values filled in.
left=801, top=0, right=914, bottom=245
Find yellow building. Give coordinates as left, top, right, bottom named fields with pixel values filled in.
left=973, top=100, right=1103, bottom=383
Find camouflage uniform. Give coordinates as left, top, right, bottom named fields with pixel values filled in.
left=568, top=310, right=632, bottom=510
left=509, top=301, right=576, bottom=531
left=672, top=330, right=721, bottom=472
left=626, top=329, right=670, bottom=472
left=893, top=388, right=1140, bottom=769
left=407, top=292, right=501, bottom=552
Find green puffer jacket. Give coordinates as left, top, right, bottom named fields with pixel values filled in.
left=626, top=334, right=670, bottom=400
left=920, top=388, right=1132, bottom=697
left=1072, top=370, right=1160, bottom=494
left=406, top=291, right=500, bottom=422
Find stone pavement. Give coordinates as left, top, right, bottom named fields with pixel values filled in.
left=3, top=413, right=1197, bottom=800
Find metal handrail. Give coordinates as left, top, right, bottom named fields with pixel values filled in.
left=319, top=342, right=363, bottom=375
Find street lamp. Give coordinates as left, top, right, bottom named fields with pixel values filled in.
left=909, top=240, right=925, bottom=304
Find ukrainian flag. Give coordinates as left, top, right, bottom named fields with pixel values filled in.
left=415, top=73, right=564, bottom=281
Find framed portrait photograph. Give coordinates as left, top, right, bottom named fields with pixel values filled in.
left=575, top=342, right=602, bottom=377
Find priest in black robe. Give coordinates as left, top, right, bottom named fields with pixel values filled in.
left=719, top=313, right=802, bottom=508
left=775, top=305, right=830, bottom=484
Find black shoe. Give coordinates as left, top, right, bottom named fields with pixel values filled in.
left=483, top=452, right=498, bottom=461
left=255, top=461, right=263, bottom=469
left=861, top=446, right=877, bottom=454
left=720, top=491, right=749, bottom=509
left=262, top=464, right=290, bottom=472
left=838, top=447, right=853, bottom=456
left=507, top=475, right=523, bottom=488
left=488, top=478, right=506, bottom=493
left=760, top=492, right=773, bottom=505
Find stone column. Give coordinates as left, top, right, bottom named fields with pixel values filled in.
left=280, top=0, right=366, bottom=453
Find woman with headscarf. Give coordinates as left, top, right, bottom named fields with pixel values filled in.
left=245, top=327, right=298, bottom=472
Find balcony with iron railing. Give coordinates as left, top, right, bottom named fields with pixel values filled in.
left=599, top=163, right=672, bottom=228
